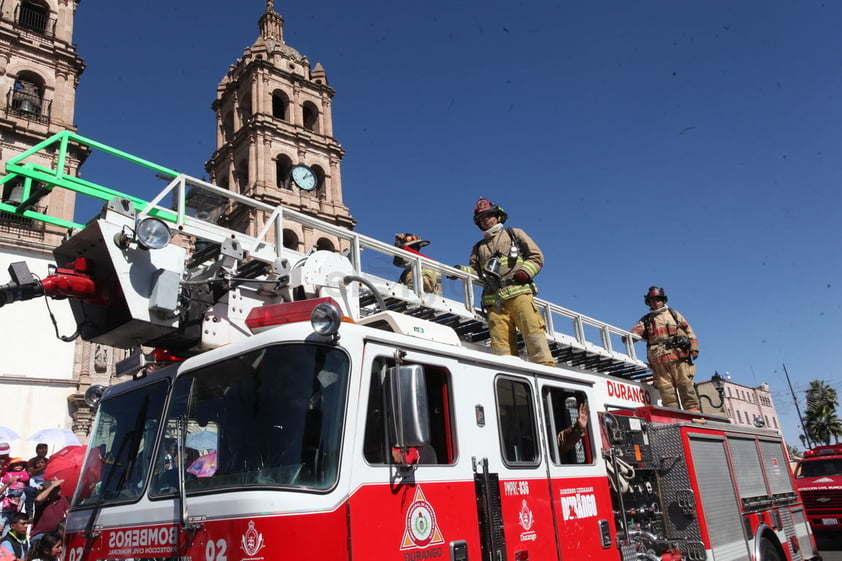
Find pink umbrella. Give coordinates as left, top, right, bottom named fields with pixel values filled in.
left=187, top=452, right=217, bottom=477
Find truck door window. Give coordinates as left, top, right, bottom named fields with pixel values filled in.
left=496, top=377, right=539, bottom=466
left=363, top=357, right=455, bottom=465
left=543, top=388, right=591, bottom=465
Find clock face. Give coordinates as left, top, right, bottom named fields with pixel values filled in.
left=290, top=164, right=317, bottom=191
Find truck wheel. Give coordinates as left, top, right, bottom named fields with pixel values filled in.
left=759, top=538, right=782, bottom=561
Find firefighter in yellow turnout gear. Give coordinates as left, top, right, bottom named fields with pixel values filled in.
left=461, top=199, right=555, bottom=367
left=394, top=233, right=442, bottom=295
left=630, top=286, right=700, bottom=410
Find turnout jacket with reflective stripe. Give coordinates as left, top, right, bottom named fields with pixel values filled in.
left=467, top=227, right=543, bottom=307
left=630, top=306, right=698, bottom=365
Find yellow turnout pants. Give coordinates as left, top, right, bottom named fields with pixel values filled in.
left=486, top=293, right=555, bottom=367
left=650, top=358, right=699, bottom=409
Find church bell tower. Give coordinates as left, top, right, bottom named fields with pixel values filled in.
left=206, top=1, right=355, bottom=253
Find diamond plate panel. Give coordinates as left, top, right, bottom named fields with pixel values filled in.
left=779, top=507, right=803, bottom=561
left=648, top=424, right=702, bottom=543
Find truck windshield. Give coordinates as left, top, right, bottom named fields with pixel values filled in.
left=151, top=343, right=349, bottom=494
left=797, top=458, right=842, bottom=478
left=76, top=380, right=169, bottom=505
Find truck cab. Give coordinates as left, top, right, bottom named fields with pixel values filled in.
left=794, top=445, right=842, bottom=535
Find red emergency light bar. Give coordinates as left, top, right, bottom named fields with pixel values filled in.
left=804, top=445, right=842, bottom=457
left=245, top=297, right=353, bottom=333
left=149, top=348, right=185, bottom=363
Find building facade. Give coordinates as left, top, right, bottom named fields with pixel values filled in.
left=0, top=0, right=111, bottom=454
left=0, top=0, right=85, bottom=243
left=0, top=0, right=132, bottom=457
left=697, top=377, right=782, bottom=434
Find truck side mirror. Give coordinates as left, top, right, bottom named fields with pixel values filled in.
left=387, top=364, right=431, bottom=449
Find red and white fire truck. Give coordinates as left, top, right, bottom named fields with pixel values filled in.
left=0, top=132, right=822, bottom=561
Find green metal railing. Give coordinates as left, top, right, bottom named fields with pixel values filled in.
left=0, top=130, right=180, bottom=230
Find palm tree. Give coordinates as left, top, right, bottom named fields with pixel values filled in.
left=806, top=380, right=838, bottom=411
left=785, top=443, right=801, bottom=461
left=805, top=403, right=842, bottom=446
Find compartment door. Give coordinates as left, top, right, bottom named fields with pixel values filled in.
left=688, top=434, right=751, bottom=561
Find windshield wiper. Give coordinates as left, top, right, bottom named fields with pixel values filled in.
left=83, top=395, right=150, bottom=542
left=178, top=378, right=201, bottom=532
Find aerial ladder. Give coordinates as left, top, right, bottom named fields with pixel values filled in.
left=0, top=130, right=649, bottom=379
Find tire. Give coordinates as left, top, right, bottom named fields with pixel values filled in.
left=759, top=537, right=783, bottom=561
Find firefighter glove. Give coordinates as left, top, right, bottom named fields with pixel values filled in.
left=447, top=265, right=462, bottom=280
left=514, top=270, right=531, bottom=283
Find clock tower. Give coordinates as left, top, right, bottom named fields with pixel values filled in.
left=206, top=1, right=355, bottom=253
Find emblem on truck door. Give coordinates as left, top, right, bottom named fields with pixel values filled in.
left=241, top=520, right=266, bottom=557
left=401, top=487, right=445, bottom=550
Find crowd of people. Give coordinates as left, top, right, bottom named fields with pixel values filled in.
left=0, top=442, right=66, bottom=561
left=398, top=198, right=700, bottom=411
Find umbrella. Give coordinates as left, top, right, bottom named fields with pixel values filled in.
left=44, top=445, right=88, bottom=498
left=187, top=451, right=217, bottom=478
left=0, top=425, right=21, bottom=442
left=186, top=429, right=218, bottom=451
left=26, top=428, right=81, bottom=449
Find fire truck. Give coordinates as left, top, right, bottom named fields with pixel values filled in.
left=0, top=132, right=822, bottom=561
left=794, top=445, right=842, bottom=537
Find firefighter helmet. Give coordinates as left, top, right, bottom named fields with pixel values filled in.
left=394, top=233, right=430, bottom=250
left=473, top=198, right=508, bottom=227
left=644, top=286, right=668, bottom=306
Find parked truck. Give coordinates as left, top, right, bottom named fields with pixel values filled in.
left=794, top=445, right=842, bottom=538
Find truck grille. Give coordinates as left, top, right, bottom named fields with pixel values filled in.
left=799, top=488, right=842, bottom=513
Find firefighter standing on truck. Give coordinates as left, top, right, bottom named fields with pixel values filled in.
left=458, top=198, right=555, bottom=367
left=393, top=233, right=442, bottom=295
left=630, top=286, right=700, bottom=411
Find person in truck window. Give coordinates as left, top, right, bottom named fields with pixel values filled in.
left=393, top=233, right=442, bottom=296
left=456, top=198, right=555, bottom=367
left=557, top=401, right=589, bottom=455
left=630, top=286, right=700, bottom=411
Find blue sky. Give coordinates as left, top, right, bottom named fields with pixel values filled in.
left=71, top=1, right=841, bottom=449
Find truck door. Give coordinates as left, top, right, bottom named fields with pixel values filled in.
left=348, top=345, right=478, bottom=561
left=538, top=380, right=620, bottom=561
left=491, top=374, right=560, bottom=561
